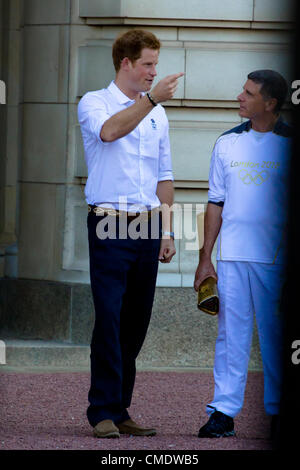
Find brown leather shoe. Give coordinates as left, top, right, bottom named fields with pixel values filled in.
left=117, top=419, right=156, bottom=436
left=93, top=419, right=120, bottom=438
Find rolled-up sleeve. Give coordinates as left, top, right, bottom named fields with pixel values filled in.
left=208, top=140, right=225, bottom=205
left=158, top=115, right=174, bottom=182
left=77, top=92, right=111, bottom=145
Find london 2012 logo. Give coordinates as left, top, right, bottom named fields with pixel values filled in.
left=238, top=169, right=270, bottom=186
left=0, top=79, right=6, bottom=104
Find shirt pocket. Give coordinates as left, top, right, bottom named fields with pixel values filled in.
left=140, top=118, right=160, bottom=158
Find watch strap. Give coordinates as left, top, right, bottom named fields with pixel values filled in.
left=146, top=92, right=157, bottom=106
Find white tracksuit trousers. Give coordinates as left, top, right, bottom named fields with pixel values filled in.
left=206, top=260, right=285, bottom=418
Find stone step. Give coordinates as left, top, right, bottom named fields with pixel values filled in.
left=0, top=281, right=263, bottom=370
left=1, top=337, right=262, bottom=371
left=2, top=340, right=90, bottom=369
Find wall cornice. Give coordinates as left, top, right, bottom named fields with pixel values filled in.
left=78, top=0, right=295, bottom=29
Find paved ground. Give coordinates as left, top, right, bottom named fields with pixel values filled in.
left=0, top=369, right=275, bottom=452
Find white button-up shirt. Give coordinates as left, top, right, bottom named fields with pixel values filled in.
left=77, top=81, right=174, bottom=210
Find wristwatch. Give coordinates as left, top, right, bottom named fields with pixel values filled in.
left=162, top=231, right=175, bottom=239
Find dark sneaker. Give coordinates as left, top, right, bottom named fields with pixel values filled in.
left=198, top=410, right=235, bottom=438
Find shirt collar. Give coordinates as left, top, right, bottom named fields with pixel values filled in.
left=107, top=81, right=137, bottom=105
left=245, top=115, right=285, bottom=134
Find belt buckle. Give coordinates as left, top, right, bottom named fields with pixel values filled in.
left=91, top=207, right=118, bottom=216
left=93, top=207, right=106, bottom=216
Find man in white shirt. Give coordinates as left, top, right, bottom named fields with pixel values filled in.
left=78, top=29, right=183, bottom=438
left=194, top=70, right=292, bottom=439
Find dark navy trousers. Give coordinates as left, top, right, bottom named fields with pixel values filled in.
left=86, top=212, right=161, bottom=427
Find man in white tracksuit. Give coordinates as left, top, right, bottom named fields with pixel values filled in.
left=194, top=70, right=292, bottom=439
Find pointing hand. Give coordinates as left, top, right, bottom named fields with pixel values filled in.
left=151, top=72, right=184, bottom=103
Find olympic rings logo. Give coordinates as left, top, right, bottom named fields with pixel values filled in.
left=238, top=169, right=269, bottom=185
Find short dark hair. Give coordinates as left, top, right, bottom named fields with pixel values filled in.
left=247, top=69, right=288, bottom=113
left=112, top=29, right=161, bottom=72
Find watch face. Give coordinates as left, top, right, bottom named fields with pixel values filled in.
left=162, top=231, right=174, bottom=238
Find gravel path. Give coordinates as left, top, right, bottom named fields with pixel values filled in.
left=0, top=370, right=272, bottom=451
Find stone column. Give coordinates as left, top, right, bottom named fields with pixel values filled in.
left=0, top=0, right=24, bottom=278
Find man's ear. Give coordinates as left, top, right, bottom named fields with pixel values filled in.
left=120, top=57, right=132, bottom=71
left=265, top=97, right=278, bottom=113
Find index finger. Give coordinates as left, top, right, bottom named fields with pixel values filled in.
left=168, top=72, right=185, bottom=81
